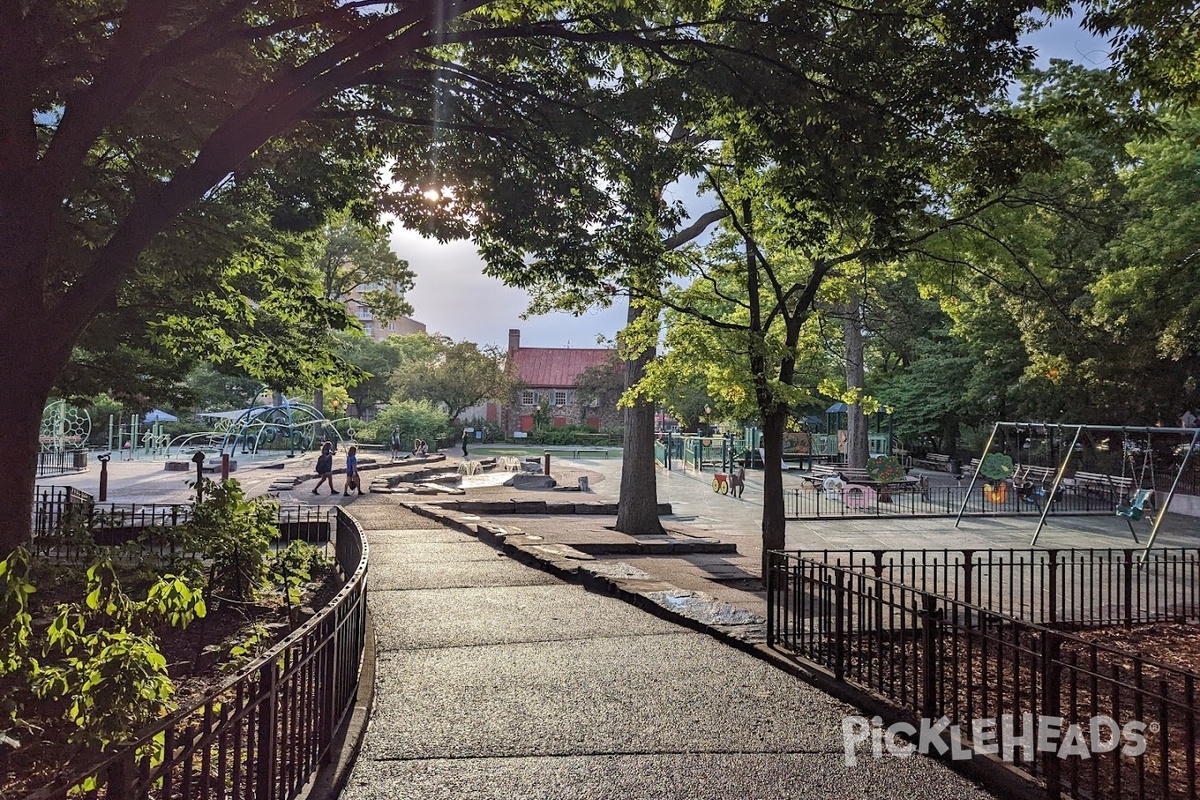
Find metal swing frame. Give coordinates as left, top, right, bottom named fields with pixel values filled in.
left=954, top=421, right=1200, bottom=560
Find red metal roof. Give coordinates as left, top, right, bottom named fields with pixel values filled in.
left=511, top=347, right=613, bottom=388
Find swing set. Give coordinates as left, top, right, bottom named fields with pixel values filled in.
left=955, top=421, right=1200, bottom=559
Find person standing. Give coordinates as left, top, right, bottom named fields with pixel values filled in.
left=390, top=426, right=402, bottom=461
left=343, top=445, right=364, bottom=496
left=313, top=440, right=336, bottom=495
left=461, top=428, right=469, bottom=458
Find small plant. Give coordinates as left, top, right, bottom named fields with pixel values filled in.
left=185, top=478, right=278, bottom=602
left=0, top=548, right=205, bottom=756
left=270, top=541, right=332, bottom=625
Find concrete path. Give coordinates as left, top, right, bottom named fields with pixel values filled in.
left=341, top=504, right=996, bottom=800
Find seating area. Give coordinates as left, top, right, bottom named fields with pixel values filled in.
left=964, top=458, right=1135, bottom=498
left=1066, top=471, right=1136, bottom=496
left=800, top=462, right=920, bottom=490
left=912, top=453, right=954, bottom=472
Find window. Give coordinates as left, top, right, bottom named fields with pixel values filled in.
left=387, top=321, right=396, bottom=331
left=521, top=389, right=536, bottom=406
left=363, top=322, right=373, bottom=335
left=552, top=389, right=568, bottom=407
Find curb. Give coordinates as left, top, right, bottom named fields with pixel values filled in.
left=403, top=501, right=1049, bottom=800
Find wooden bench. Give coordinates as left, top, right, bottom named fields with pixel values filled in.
left=1013, top=465, right=1057, bottom=484
left=1066, top=471, right=1134, bottom=497
left=912, top=453, right=953, bottom=472
left=801, top=463, right=920, bottom=491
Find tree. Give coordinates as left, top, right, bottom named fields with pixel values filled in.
left=574, top=353, right=624, bottom=427
left=1, top=1, right=732, bottom=551
left=310, top=213, right=414, bottom=322
left=391, top=336, right=511, bottom=423
left=333, top=333, right=404, bottom=417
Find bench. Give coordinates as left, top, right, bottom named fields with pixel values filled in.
left=1066, top=471, right=1135, bottom=497
left=801, top=463, right=920, bottom=491
left=1013, top=465, right=1057, bottom=484
left=912, top=453, right=953, bottom=472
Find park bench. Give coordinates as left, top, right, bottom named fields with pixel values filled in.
left=801, top=463, right=920, bottom=491
left=1064, top=471, right=1135, bottom=497
left=1013, top=464, right=1058, bottom=484
left=912, top=453, right=953, bottom=472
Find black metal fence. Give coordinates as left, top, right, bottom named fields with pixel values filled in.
left=797, top=548, right=1200, bottom=628
left=24, top=508, right=369, bottom=800
left=31, top=489, right=335, bottom=558
left=768, top=552, right=1200, bottom=800
left=35, top=450, right=88, bottom=477
left=785, top=483, right=1126, bottom=520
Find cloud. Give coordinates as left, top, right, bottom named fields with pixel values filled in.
left=388, top=227, right=627, bottom=349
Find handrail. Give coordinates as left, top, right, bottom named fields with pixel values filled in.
left=24, top=508, right=369, bottom=800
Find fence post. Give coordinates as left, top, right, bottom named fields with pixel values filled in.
left=1046, top=550, right=1059, bottom=625
left=255, top=660, right=279, bottom=799
left=766, top=552, right=776, bottom=646
left=921, top=594, right=939, bottom=719
left=961, top=552, right=974, bottom=627
left=1041, top=631, right=1062, bottom=791
left=833, top=570, right=846, bottom=681
left=1123, top=549, right=1135, bottom=629
left=104, top=748, right=135, bottom=799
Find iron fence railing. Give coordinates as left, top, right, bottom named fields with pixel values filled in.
left=24, top=508, right=369, bottom=800
left=795, top=548, right=1200, bottom=629
left=34, top=450, right=88, bottom=477
left=785, top=484, right=1126, bottom=520
left=31, top=490, right=335, bottom=558
left=767, top=552, right=1199, bottom=800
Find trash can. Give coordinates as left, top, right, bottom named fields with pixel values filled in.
left=578, top=476, right=589, bottom=492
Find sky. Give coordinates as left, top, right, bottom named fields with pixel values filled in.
left=390, top=13, right=1110, bottom=351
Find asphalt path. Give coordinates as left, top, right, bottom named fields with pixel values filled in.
left=341, top=506, right=998, bottom=800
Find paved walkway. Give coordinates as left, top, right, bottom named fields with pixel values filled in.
left=40, top=449, right=1200, bottom=797
left=340, top=504, right=997, bottom=800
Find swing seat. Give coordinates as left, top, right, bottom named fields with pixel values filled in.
left=1116, top=489, right=1154, bottom=520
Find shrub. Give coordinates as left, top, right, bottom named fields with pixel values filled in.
left=372, top=400, right=451, bottom=448
left=0, top=549, right=205, bottom=756
left=526, top=425, right=623, bottom=446
left=184, top=478, right=277, bottom=602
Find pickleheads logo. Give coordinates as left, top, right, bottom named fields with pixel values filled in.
left=842, top=714, right=1154, bottom=766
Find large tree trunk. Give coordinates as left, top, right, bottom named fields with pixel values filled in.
left=615, top=298, right=665, bottom=535
left=843, top=294, right=869, bottom=469
left=760, top=404, right=788, bottom=575
left=1, top=330, right=69, bottom=555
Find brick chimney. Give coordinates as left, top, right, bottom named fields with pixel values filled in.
left=508, top=328, right=521, bottom=354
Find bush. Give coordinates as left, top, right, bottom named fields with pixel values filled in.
left=526, top=425, right=623, bottom=446
left=372, top=400, right=451, bottom=449
left=184, top=478, right=277, bottom=602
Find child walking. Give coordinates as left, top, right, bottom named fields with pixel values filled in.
left=343, top=445, right=364, bottom=496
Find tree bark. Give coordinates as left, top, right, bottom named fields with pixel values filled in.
left=760, top=404, right=788, bottom=575
left=843, top=294, right=869, bottom=469
left=615, top=297, right=665, bottom=535
left=0, top=326, right=71, bottom=554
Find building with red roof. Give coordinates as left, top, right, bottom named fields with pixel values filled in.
left=503, top=329, right=617, bottom=432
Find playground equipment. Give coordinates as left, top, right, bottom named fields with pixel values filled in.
left=956, top=421, right=1200, bottom=559
left=170, top=389, right=346, bottom=458
left=39, top=400, right=90, bottom=452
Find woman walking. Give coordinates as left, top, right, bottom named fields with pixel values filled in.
left=313, top=440, right=337, bottom=494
